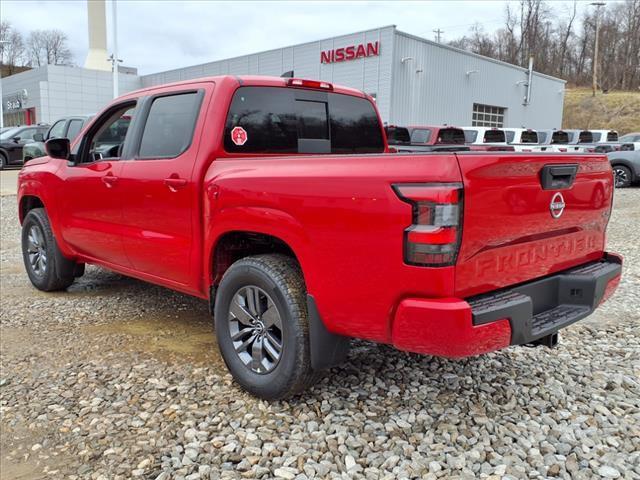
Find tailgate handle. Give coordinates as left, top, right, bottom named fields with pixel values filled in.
left=540, top=164, right=578, bottom=190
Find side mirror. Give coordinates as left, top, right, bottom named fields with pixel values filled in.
left=12, top=136, right=21, bottom=143
left=45, top=138, right=70, bottom=160
left=33, top=133, right=44, bottom=142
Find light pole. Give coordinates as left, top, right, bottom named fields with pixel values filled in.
left=591, top=2, right=605, bottom=97
left=0, top=39, right=9, bottom=129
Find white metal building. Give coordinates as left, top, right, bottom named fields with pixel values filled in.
left=2, top=25, right=566, bottom=128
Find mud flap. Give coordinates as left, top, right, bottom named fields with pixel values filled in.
left=307, top=295, right=350, bottom=370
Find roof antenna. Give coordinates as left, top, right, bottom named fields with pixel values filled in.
left=281, top=70, right=294, bottom=78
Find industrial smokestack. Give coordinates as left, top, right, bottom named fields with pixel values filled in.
left=84, top=0, right=110, bottom=71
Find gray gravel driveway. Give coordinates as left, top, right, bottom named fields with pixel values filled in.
left=1, top=191, right=639, bottom=480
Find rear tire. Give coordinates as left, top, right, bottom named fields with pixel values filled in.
left=21, top=208, right=78, bottom=291
left=214, top=254, right=319, bottom=400
left=613, top=165, right=632, bottom=188
left=0, top=153, right=7, bottom=170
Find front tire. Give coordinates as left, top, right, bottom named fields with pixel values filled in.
left=0, top=153, right=7, bottom=170
left=613, top=165, right=632, bottom=188
left=214, top=254, right=318, bottom=400
left=21, top=208, right=78, bottom=291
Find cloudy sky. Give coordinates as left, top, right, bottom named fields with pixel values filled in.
left=5, top=1, right=598, bottom=75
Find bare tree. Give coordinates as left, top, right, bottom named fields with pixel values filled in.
left=0, top=21, right=26, bottom=73
left=27, top=29, right=73, bottom=67
left=449, top=0, right=640, bottom=91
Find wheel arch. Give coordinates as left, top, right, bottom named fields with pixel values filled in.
left=19, top=195, right=45, bottom=224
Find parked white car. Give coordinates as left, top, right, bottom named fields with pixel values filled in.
left=590, top=129, right=619, bottom=143
left=503, top=128, right=544, bottom=152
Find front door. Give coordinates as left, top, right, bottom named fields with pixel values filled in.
left=57, top=101, right=138, bottom=267
left=118, top=90, right=205, bottom=286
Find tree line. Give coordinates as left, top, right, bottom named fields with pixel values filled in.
left=0, top=21, right=73, bottom=75
left=449, top=0, right=640, bottom=92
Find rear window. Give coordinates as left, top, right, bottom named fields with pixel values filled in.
left=521, top=130, right=538, bottom=143
left=385, top=127, right=411, bottom=145
left=224, top=86, right=384, bottom=154
left=463, top=130, right=478, bottom=143
left=607, top=131, right=618, bottom=142
left=578, top=131, right=593, bottom=143
left=551, top=131, right=569, bottom=144
left=483, top=130, right=505, bottom=143
left=537, top=132, right=549, bottom=143
left=437, top=128, right=465, bottom=145
left=410, top=128, right=431, bottom=144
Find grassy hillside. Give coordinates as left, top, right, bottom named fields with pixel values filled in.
left=563, top=88, right=640, bottom=134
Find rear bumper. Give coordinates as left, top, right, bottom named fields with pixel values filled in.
left=391, top=253, right=622, bottom=358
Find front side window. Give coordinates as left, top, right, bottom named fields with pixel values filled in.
left=47, top=120, right=66, bottom=140
left=410, top=129, right=431, bottom=144
left=224, top=86, right=384, bottom=154
left=17, top=128, right=39, bottom=141
left=82, top=104, right=136, bottom=162
left=66, top=119, right=85, bottom=141
left=139, top=92, right=202, bottom=158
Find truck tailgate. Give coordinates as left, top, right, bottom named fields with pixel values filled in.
left=454, top=153, right=613, bottom=298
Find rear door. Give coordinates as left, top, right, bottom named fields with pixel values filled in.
left=454, top=153, right=613, bottom=298
left=117, top=87, right=207, bottom=286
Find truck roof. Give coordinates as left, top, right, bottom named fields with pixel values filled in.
left=119, top=75, right=368, bottom=100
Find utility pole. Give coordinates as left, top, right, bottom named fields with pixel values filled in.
left=110, top=0, right=120, bottom=98
left=433, top=29, right=444, bottom=43
left=591, top=2, right=605, bottom=97
left=0, top=40, right=9, bottom=128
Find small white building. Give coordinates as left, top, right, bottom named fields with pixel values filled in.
left=2, top=25, right=565, bottom=128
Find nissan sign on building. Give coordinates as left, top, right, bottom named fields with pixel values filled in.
left=1, top=25, right=565, bottom=128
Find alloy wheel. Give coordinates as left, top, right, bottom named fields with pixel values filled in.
left=228, top=285, right=283, bottom=374
left=26, top=225, right=47, bottom=276
left=613, top=167, right=629, bottom=188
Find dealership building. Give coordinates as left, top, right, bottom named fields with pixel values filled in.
left=2, top=25, right=566, bottom=128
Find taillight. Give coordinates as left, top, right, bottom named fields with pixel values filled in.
left=393, top=183, right=463, bottom=267
left=287, top=78, right=333, bottom=90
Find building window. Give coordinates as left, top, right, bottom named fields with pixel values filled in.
left=472, top=103, right=505, bottom=127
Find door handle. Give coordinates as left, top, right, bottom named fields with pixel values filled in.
left=164, top=177, right=187, bottom=192
left=102, top=174, right=118, bottom=188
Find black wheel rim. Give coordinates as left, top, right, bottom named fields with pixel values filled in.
left=613, top=168, right=628, bottom=187
left=228, top=285, right=283, bottom=374
left=26, top=224, right=47, bottom=276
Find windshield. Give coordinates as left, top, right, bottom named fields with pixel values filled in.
left=0, top=127, right=21, bottom=140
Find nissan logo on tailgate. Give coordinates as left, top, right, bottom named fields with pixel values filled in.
left=550, top=192, right=566, bottom=218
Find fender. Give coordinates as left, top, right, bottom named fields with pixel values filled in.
left=18, top=169, right=77, bottom=259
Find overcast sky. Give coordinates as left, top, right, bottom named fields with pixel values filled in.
left=5, top=1, right=599, bottom=75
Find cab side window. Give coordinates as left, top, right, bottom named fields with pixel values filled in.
left=138, top=92, right=202, bottom=158
left=48, top=120, right=66, bottom=140
left=82, top=104, right=135, bottom=162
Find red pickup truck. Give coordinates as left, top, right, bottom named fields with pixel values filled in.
left=18, top=76, right=622, bottom=399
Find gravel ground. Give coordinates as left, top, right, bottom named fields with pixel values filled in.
left=1, top=191, right=639, bottom=480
